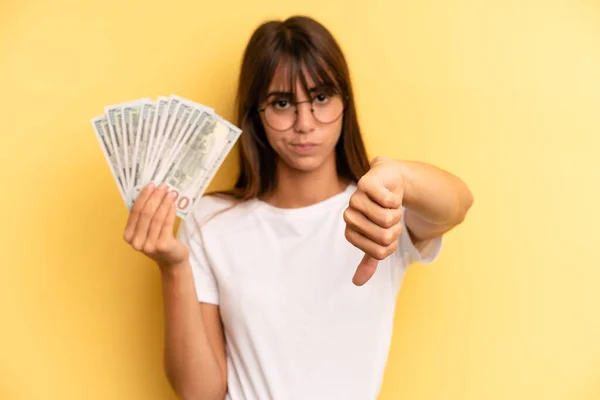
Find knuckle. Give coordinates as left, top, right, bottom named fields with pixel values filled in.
left=151, top=212, right=163, bottom=225
left=381, top=230, right=396, bottom=246
left=131, top=240, right=143, bottom=252
left=143, top=243, right=155, bottom=255
left=155, top=241, right=169, bottom=253
left=394, top=208, right=403, bottom=223
left=357, top=177, right=369, bottom=192
left=349, top=195, right=360, bottom=210
left=382, top=210, right=395, bottom=228
left=373, top=247, right=387, bottom=260
left=141, top=208, right=154, bottom=219
left=383, top=193, right=393, bottom=206
left=344, top=226, right=353, bottom=242
left=343, top=208, right=352, bottom=224
left=395, top=223, right=403, bottom=237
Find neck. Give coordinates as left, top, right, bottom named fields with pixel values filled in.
left=263, top=157, right=349, bottom=209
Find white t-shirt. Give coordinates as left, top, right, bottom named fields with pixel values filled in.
left=176, top=183, right=443, bottom=400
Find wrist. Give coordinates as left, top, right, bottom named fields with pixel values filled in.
left=159, top=260, right=191, bottom=279
left=395, top=159, right=415, bottom=206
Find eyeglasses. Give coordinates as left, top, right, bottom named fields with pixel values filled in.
left=258, top=92, right=346, bottom=132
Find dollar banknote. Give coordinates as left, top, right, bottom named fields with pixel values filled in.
left=104, top=105, right=128, bottom=189
left=144, top=96, right=181, bottom=181
left=91, top=115, right=128, bottom=204
left=122, top=102, right=141, bottom=195
left=130, top=100, right=156, bottom=200
left=153, top=104, right=213, bottom=183
left=91, top=95, right=242, bottom=218
left=150, top=99, right=193, bottom=182
left=161, top=114, right=231, bottom=217
left=141, top=96, right=169, bottom=184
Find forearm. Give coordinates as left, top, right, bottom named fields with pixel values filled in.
left=398, top=160, right=473, bottom=227
left=161, top=262, right=224, bottom=400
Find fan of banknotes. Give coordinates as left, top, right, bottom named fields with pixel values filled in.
left=91, top=95, right=242, bottom=219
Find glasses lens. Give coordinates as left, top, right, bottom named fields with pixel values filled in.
left=312, top=94, right=344, bottom=124
left=262, top=94, right=345, bottom=131
left=264, top=106, right=295, bottom=131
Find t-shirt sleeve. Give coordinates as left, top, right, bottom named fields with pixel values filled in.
left=397, top=207, right=443, bottom=266
left=175, top=212, right=220, bottom=305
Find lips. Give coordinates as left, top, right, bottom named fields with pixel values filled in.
left=290, top=142, right=318, bottom=154
left=290, top=141, right=317, bottom=145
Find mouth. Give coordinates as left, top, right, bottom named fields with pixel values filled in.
left=289, top=142, right=318, bottom=154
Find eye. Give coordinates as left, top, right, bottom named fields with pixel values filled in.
left=313, top=93, right=330, bottom=104
left=271, top=99, right=291, bottom=110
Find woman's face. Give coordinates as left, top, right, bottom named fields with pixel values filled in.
left=259, top=65, right=344, bottom=174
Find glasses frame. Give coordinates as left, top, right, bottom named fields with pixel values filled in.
left=257, top=94, right=348, bottom=132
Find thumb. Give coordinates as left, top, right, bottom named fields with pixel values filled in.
left=352, top=254, right=379, bottom=286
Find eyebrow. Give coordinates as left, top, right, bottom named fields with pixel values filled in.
left=265, top=84, right=332, bottom=99
left=265, top=91, right=293, bottom=99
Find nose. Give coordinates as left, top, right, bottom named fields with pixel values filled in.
left=293, top=100, right=316, bottom=133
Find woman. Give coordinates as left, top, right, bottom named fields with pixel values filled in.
left=124, top=15, right=473, bottom=400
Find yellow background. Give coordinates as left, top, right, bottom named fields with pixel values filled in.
left=1, top=0, right=599, bottom=399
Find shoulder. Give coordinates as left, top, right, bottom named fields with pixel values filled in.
left=178, top=194, right=244, bottom=244
left=189, top=193, right=238, bottom=223
left=185, top=193, right=258, bottom=234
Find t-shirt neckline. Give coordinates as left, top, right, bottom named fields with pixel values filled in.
left=254, top=183, right=356, bottom=218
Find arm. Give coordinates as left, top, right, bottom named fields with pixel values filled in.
left=398, top=160, right=473, bottom=249
left=123, top=183, right=227, bottom=400
left=344, top=157, right=473, bottom=285
left=161, top=263, right=227, bottom=400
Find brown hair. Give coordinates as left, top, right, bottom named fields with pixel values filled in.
left=212, top=15, right=370, bottom=201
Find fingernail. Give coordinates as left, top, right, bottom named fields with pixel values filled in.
left=169, top=191, right=177, bottom=198
left=147, top=183, right=155, bottom=191
left=158, top=183, right=167, bottom=190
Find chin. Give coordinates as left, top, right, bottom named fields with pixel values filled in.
left=284, top=155, right=327, bottom=173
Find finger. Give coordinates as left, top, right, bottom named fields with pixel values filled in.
left=124, top=183, right=156, bottom=242
left=146, top=190, right=177, bottom=247
left=357, top=176, right=402, bottom=209
left=345, top=226, right=398, bottom=261
left=131, top=184, right=169, bottom=250
left=158, top=196, right=178, bottom=243
left=344, top=207, right=403, bottom=247
left=349, top=191, right=402, bottom=228
left=353, top=254, right=379, bottom=286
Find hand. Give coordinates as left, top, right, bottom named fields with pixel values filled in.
left=343, top=156, right=405, bottom=286
left=124, top=183, right=189, bottom=271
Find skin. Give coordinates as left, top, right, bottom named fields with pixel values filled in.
left=345, top=155, right=474, bottom=285
left=258, top=64, right=350, bottom=209
left=122, top=66, right=474, bottom=398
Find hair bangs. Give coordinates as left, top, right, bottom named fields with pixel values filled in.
left=295, top=46, right=343, bottom=97
left=259, top=39, right=344, bottom=103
